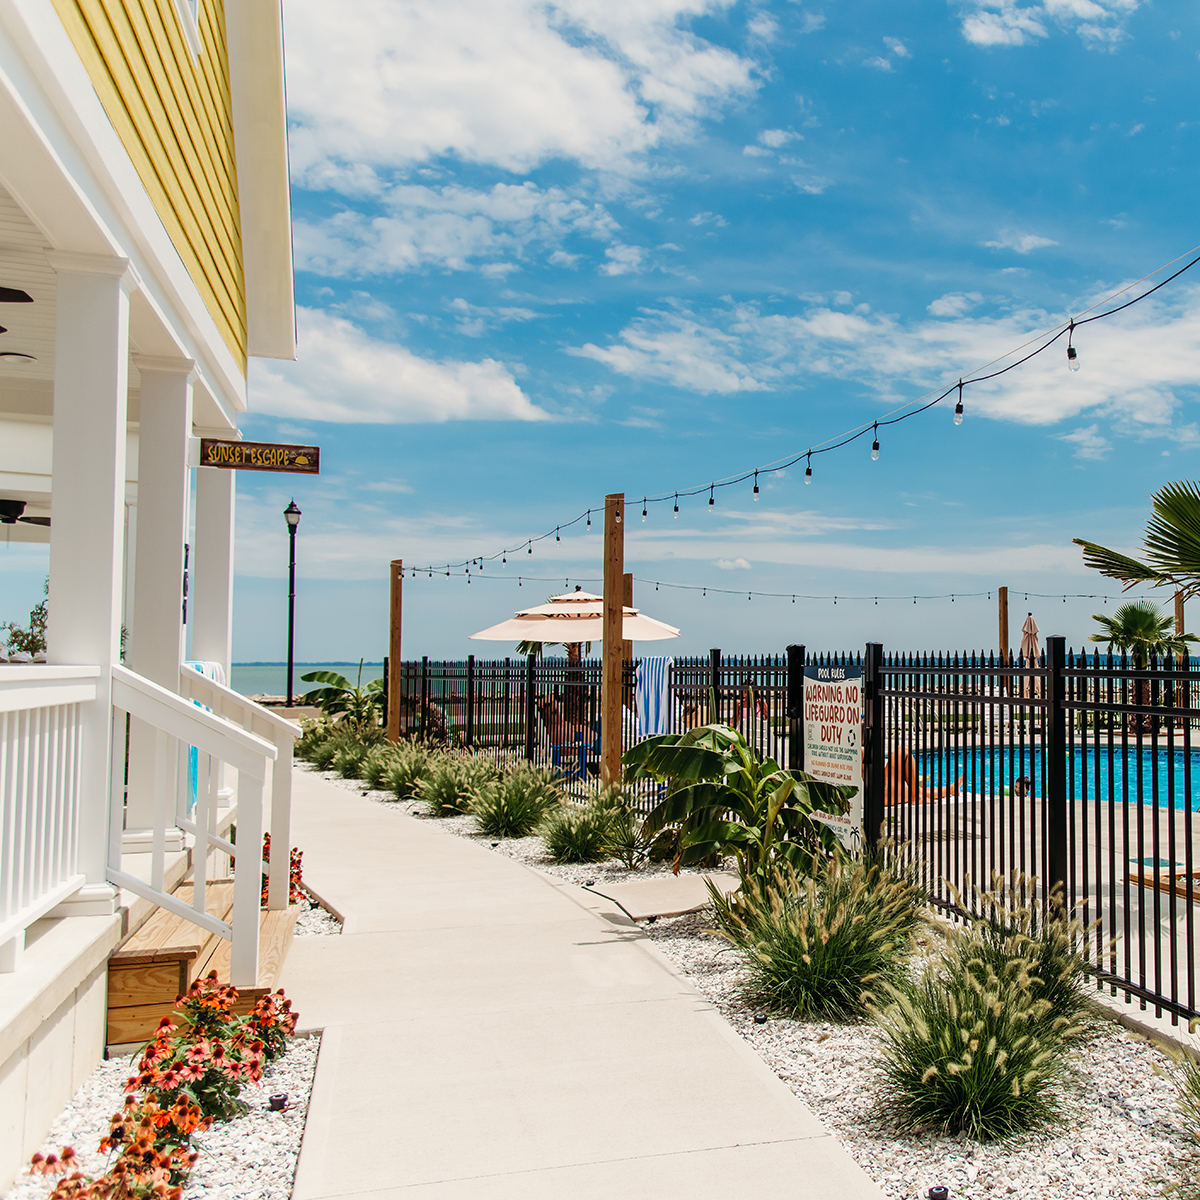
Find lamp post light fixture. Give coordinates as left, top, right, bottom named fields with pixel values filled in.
left=284, top=500, right=301, bottom=707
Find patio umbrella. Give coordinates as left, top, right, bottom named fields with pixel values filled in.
left=469, top=590, right=680, bottom=642
left=1020, top=612, right=1041, bottom=697
left=1020, top=612, right=1040, bottom=661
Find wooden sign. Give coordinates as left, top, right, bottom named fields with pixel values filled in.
left=199, top=439, right=320, bottom=474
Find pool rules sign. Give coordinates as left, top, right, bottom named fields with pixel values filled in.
left=803, top=662, right=864, bottom=851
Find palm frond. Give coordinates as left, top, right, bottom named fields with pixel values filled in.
left=1072, top=539, right=1165, bottom=589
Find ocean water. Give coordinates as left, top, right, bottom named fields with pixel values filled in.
left=231, top=661, right=384, bottom=698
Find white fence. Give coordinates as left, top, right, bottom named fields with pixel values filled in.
left=0, top=667, right=98, bottom=971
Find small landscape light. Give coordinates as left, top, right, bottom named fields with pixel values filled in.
left=754, top=1013, right=767, bottom=1024
left=491, top=842, right=500, bottom=848
left=928, top=1188, right=949, bottom=1200
left=646, top=915, right=657, bottom=924
left=584, top=879, right=596, bottom=887
left=269, top=1094, right=288, bottom=1112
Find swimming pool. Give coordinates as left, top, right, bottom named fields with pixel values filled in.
left=912, top=745, right=1200, bottom=811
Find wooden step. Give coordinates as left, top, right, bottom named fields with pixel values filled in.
left=106, top=881, right=299, bottom=1046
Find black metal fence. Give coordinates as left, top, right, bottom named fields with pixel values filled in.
left=394, top=643, right=1200, bottom=1024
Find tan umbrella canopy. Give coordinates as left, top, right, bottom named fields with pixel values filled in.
left=1020, top=612, right=1041, bottom=662
left=469, top=590, right=680, bottom=643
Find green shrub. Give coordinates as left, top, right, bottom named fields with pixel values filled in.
left=868, top=916, right=1081, bottom=1141
left=540, top=802, right=614, bottom=863
left=362, top=745, right=400, bottom=790
left=334, top=742, right=371, bottom=780
left=709, top=857, right=919, bottom=1020
left=590, top=786, right=650, bottom=870
left=384, top=742, right=436, bottom=801
left=416, top=752, right=499, bottom=815
left=295, top=717, right=336, bottom=761
left=472, top=765, right=563, bottom=837
left=309, top=734, right=355, bottom=771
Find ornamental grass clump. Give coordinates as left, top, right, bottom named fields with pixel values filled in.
left=709, top=856, right=921, bottom=1020
left=416, top=752, right=499, bottom=815
left=361, top=745, right=400, bottom=790
left=868, top=916, right=1080, bottom=1141
left=384, top=742, right=436, bottom=801
left=594, top=787, right=652, bottom=870
left=958, top=873, right=1097, bottom=1042
left=471, top=764, right=563, bottom=837
left=540, top=801, right=613, bottom=863
left=333, top=742, right=371, bottom=780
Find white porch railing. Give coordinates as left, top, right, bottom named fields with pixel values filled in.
left=177, top=668, right=300, bottom=914
left=0, top=666, right=99, bottom=971
left=107, top=664, right=285, bottom=987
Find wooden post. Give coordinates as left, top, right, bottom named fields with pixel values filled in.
left=386, top=559, right=403, bottom=742
left=998, top=585, right=1009, bottom=694
left=1176, top=590, right=1186, bottom=638
left=601, top=493, right=625, bottom=787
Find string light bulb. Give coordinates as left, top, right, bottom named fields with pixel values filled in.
left=527, top=542, right=532, bottom=555
left=805, top=451, right=812, bottom=485
left=615, top=504, right=622, bottom=524
left=954, top=381, right=964, bottom=426
left=642, top=498, right=647, bottom=522
left=871, top=423, right=879, bottom=461
left=673, top=493, right=679, bottom=519
left=708, top=485, right=714, bottom=512
left=586, top=510, right=591, bottom=528
left=1067, top=320, right=1080, bottom=371
left=753, top=471, right=760, bottom=501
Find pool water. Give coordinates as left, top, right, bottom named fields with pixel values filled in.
left=913, top=745, right=1200, bottom=811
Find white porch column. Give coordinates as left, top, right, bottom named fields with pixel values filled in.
left=45, top=252, right=140, bottom=914
left=192, top=449, right=235, bottom=678
left=124, top=358, right=195, bottom=841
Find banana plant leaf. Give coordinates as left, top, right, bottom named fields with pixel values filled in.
left=622, top=722, right=856, bottom=884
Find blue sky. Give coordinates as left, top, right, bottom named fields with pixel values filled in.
left=5, top=0, right=1200, bottom=662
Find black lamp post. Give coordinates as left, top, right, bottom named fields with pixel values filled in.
left=284, top=500, right=301, bottom=706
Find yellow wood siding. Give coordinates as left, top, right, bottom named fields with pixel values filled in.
left=52, top=0, right=247, bottom=369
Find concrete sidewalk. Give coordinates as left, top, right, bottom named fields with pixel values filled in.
left=281, top=770, right=885, bottom=1200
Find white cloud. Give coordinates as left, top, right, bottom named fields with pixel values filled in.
left=864, top=55, right=893, bottom=71
left=601, top=244, right=646, bottom=276
left=884, top=37, right=912, bottom=56
left=928, top=291, right=984, bottom=317
left=1058, top=424, right=1111, bottom=460
left=758, top=128, right=796, bottom=148
left=955, top=0, right=1137, bottom=49
left=567, top=285, right=1200, bottom=433
left=294, top=182, right=620, bottom=277
left=714, top=557, right=752, bottom=570
left=284, top=0, right=757, bottom=182
left=984, top=229, right=1059, bottom=253
left=690, top=211, right=728, bottom=226
left=249, top=308, right=551, bottom=424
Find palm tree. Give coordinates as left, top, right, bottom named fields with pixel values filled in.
left=1074, top=480, right=1200, bottom=598
left=1087, top=600, right=1197, bottom=728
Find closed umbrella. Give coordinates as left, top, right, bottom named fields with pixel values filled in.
left=1020, top=612, right=1040, bottom=696
left=469, top=590, right=680, bottom=643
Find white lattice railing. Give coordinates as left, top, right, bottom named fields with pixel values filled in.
left=0, top=666, right=99, bottom=971
left=107, top=664, right=284, bottom=987
left=178, top=668, right=300, bottom=914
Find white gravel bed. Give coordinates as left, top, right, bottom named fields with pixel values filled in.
left=3, top=1036, right=320, bottom=1200
left=293, top=896, right=341, bottom=937
left=644, top=911, right=1198, bottom=1200
left=307, top=763, right=713, bottom=888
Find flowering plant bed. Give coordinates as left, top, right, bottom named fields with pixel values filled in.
left=20, top=976, right=298, bottom=1200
